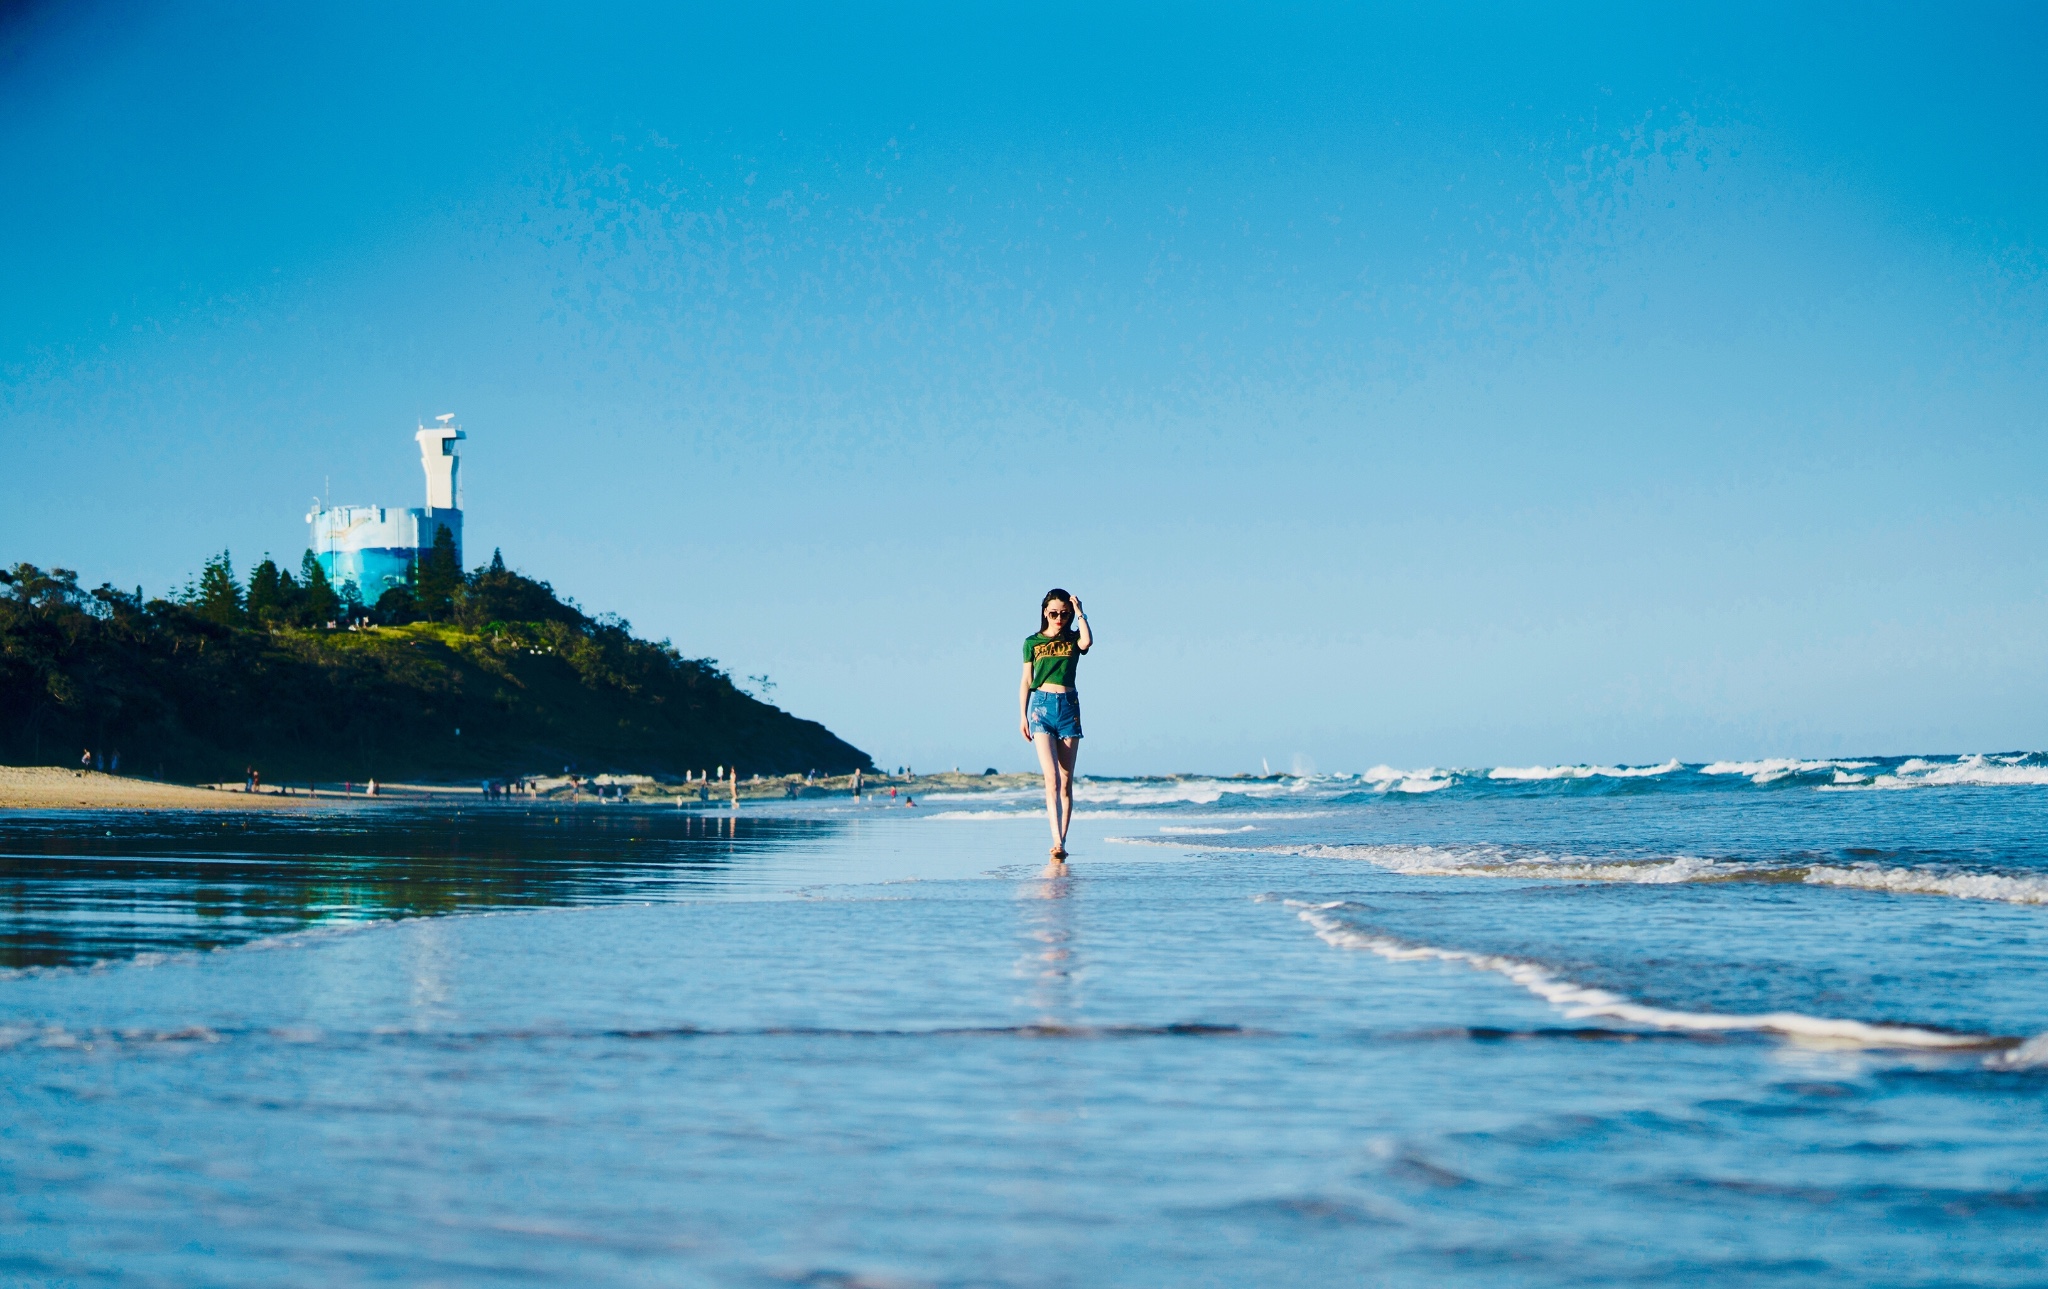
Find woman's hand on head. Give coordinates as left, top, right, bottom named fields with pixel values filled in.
left=1069, top=595, right=1083, bottom=620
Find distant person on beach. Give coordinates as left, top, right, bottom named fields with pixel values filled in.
left=1020, top=588, right=1091, bottom=863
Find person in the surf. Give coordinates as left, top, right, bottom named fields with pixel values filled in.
left=1020, top=588, right=1091, bottom=865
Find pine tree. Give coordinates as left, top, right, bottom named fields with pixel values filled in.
left=190, top=551, right=244, bottom=626
left=246, top=556, right=285, bottom=625
left=455, top=550, right=586, bottom=628
left=297, top=552, right=340, bottom=626
left=414, top=523, right=461, bottom=622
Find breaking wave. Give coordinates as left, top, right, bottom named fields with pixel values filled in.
left=1801, top=865, right=2048, bottom=905
left=1286, top=901, right=2013, bottom=1054
left=1204, top=842, right=2048, bottom=907
left=1680, top=754, right=2047, bottom=791
left=1489, top=760, right=1683, bottom=781
left=1876, top=755, right=2048, bottom=789
left=1278, top=842, right=1760, bottom=884
left=911, top=755, right=2048, bottom=818
left=1700, top=758, right=1874, bottom=784
left=1360, top=766, right=1456, bottom=793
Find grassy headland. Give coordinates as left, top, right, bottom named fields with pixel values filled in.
left=1, top=557, right=870, bottom=785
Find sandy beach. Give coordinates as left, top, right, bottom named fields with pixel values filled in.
left=0, top=767, right=328, bottom=811
left=0, top=766, right=1051, bottom=811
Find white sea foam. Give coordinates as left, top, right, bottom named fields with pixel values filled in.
left=1158, top=825, right=1258, bottom=835
left=1282, top=843, right=1756, bottom=884
left=1818, top=755, right=2048, bottom=792
left=1700, top=758, right=1873, bottom=784
left=1488, top=760, right=1682, bottom=781
left=917, top=777, right=1307, bottom=813
left=1288, top=902, right=1995, bottom=1051
left=1360, top=766, right=1457, bottom=793
left=1272, top=843, right=2048, bottom=908
left=1803, top=865, right=2048, bottom=905
left=1393, top=776, right=1452, bottom=793
left=1072, top=777, right=1305, bottom=807
left=1894, top=755, right=2048, bottom=787
left=1362, top=765, right=1428, bottom=782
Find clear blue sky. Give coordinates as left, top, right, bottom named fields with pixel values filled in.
left=4, top=2, right=2045, bottom=774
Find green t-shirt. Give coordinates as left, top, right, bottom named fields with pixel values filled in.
left=1024, top=630, right=1083, bottom=690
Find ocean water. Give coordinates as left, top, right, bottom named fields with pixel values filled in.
left=4, top=753, right=2047, bottom=1285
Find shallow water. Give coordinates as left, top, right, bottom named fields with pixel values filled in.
left=4, top=757, right=2046, bottom=1284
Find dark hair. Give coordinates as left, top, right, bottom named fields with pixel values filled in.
left=1039, top=588, right=1073, bottom=635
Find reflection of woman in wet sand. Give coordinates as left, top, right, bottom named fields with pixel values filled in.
left=1020, top=588, right=1091, bottom=869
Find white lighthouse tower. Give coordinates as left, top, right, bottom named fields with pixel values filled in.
left=414, top=413, right=466, bottom=566
left=417, top=413, right=465, bottom=511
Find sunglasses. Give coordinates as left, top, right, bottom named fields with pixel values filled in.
left=1046, top=609, right=1070, bottom=618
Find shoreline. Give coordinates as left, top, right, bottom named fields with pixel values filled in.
left=0, top=767, right=330, bottom=811
left=0, top=766, right=1171, bottom=812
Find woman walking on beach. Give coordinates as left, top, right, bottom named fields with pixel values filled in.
left=1021, top=589, right=1091, bottom=864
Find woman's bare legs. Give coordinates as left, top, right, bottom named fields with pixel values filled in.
left=1055, top=737, right=1079, bottom=852
left=1034, top=731, right=1068, bottom=853
left=1034, top=733, right=1082, bottom=864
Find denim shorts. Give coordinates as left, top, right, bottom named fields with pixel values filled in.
left=1027, top=689, right=1083, bottom=740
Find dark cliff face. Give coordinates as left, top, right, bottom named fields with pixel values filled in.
left=0, top=563, right=872, bottom=782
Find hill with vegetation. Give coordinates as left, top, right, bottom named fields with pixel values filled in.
left=0, top=551, right=871, bottom=784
